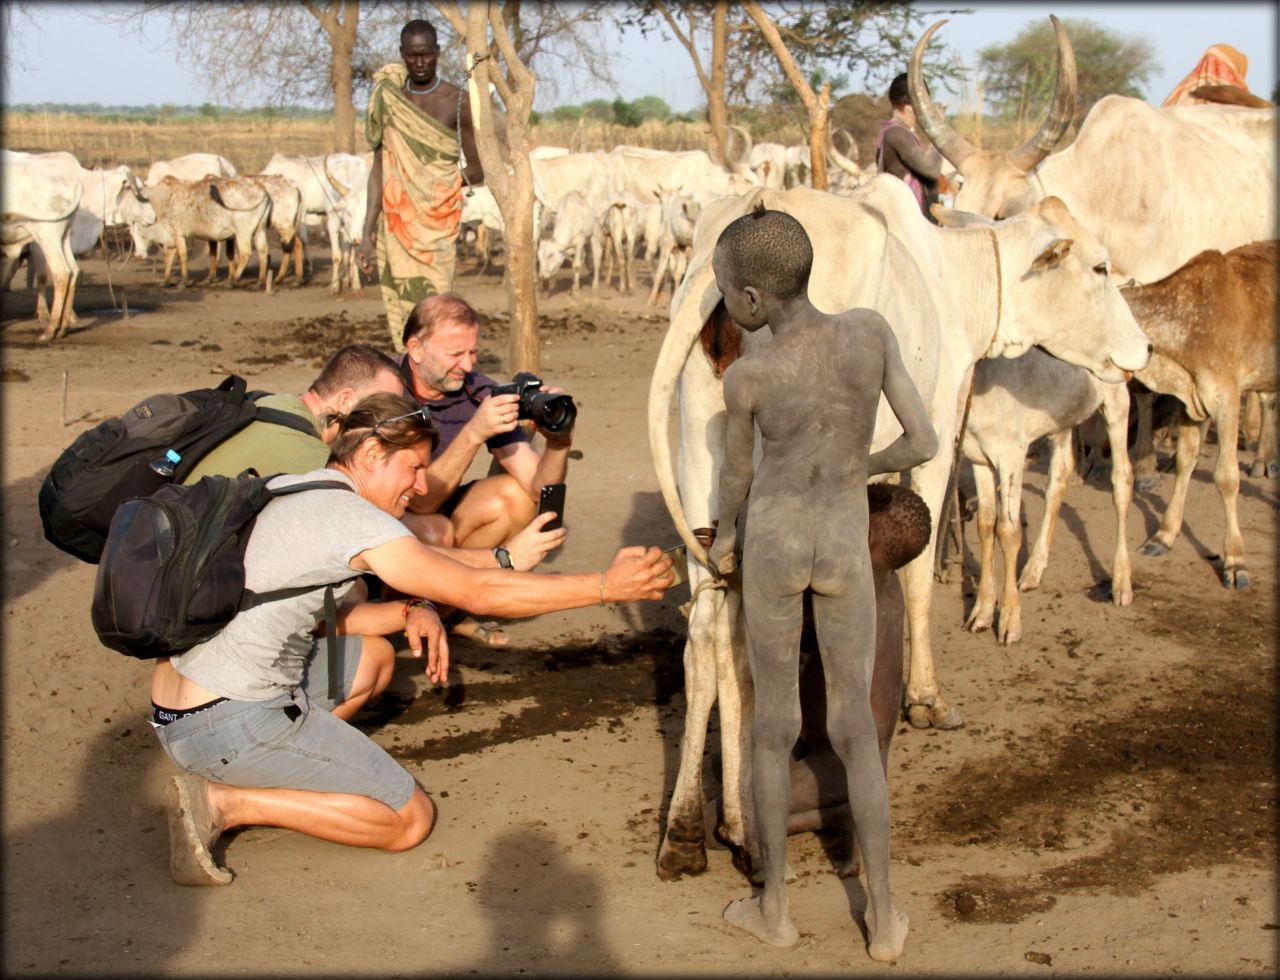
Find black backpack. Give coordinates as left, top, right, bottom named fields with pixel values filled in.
left=91, top=473, right=360, bottom=702
left=39, top=375, right=317, bottom=564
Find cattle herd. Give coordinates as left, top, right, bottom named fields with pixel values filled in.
left=1, top=13, right=1276, bottom=920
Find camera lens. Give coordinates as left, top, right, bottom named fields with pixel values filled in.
left=524, top=391, right=577, bottom=435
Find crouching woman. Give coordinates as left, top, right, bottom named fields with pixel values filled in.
left=149, top=392, right=673, bottom=886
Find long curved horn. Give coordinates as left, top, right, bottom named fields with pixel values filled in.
left=826, top=126, right=861, bottom=176
left=1006, top=14, right=1078, bottom=174
left=323, top=154, right=350, bottom=198
left=725, top=123, right=753, bottom=172
left=908, top=19, right=977, bottom=171
left=648, top=262, right=724, bottom=570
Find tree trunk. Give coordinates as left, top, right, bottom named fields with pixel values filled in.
left=808, top=81, right=830, bottom=191
left=706, top=1, right=728, bottom=166
left=742, top=2, right=828, bottom=190
left=306, top=0, right=359, bottom=153
left=451, top=1, right=540, bottom=373
left=331, top=3, right=358, bottom=153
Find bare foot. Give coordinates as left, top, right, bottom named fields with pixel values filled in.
left=166, top=773, right=232, bottom=886
left=723, top=895, right=799, bottom=947
left=866, top=906, right=909, bottom=962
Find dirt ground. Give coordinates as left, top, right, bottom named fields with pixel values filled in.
left=2, top=243, right=1276, bottom=977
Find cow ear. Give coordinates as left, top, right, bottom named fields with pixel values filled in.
left=1031, top=238, right=1073, bottom=271
left=930, top=205, right=994, bottom=229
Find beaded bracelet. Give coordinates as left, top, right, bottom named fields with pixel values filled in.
left=598, top=571, right=607, bottom=606
left=401, top=598, right=437, bottom=619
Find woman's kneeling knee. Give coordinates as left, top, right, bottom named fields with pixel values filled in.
left=386, top=788, right=436, bottom=852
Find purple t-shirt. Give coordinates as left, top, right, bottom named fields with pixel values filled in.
left=396, top=355, right=530, bottom=462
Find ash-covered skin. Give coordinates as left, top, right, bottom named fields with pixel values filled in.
left=708, top=205, right=937, bottom=961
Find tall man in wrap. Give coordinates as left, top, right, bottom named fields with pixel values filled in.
left=358, top=19, right=484, bottom=352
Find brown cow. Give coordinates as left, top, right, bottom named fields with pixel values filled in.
left=1123, top=240, right=1277, bottom=588
left=132, top=176, right=271, bottom=288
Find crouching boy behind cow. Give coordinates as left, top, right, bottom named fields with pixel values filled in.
left=707, top=202, right=937, bottom=961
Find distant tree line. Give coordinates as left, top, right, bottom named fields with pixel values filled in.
left=5, top=102, right=335, bottom=122
left=534, top=94, right=698, bottom=126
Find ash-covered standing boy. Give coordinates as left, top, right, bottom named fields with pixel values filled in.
left=708, top=202, right=937, bottom=961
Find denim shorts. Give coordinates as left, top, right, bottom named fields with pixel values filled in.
left=154, top=637, right=415, bottom=811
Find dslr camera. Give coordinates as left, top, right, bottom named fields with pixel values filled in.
left=489, top=372, right=577, bottom=436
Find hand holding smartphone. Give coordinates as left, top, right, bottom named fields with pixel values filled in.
left=537, top=483, right=567, bottom=531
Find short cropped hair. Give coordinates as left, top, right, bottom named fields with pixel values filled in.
left=715, top=205, right=813, bottom=301
left=868, top=482, right=932, bottom=570
left=401, top=19, right=437, bottom=46
left=326, top=392, right=438, bottom=465
left=310, top=344, right=400, bottom=400
left=402, top=292, right=481, bottom=347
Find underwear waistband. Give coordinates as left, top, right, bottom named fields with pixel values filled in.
left=151, top=697, right=230, bottom=728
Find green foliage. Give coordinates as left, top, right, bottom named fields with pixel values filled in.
left=630, top=94, right=672, bottom=123
left=611, top=97, right=642, bottom=127
left=978, top=17, right=1160, bottom=124
left=581, top=99, right=613, bottom=121
left=3, top=102, right=335, bottom=123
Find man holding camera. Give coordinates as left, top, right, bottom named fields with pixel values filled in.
left=398, top=293, right=575, bottom=643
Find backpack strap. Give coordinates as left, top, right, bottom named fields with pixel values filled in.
left=241, top=477, right=363, bottom=705
left=248, top=391, right=329, bottom=437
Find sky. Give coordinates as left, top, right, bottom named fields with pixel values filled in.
left=3, top=2, right=1277, bottom=113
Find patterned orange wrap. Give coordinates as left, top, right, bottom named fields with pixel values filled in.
left=367, top=62, right=465, bottom=351
left=1162, top=45, right=1249, bottom=107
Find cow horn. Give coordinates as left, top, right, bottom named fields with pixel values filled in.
left=323, top=154, right=349, bottom=198
left=648, top=261, right=723, bottom=569
left=827, top=126, right=861, bottom=177
left=569, top=116, right=586, bottom=153
left=1006, top=15, right=1078, bottom=174
left=725, top=123, right=753, bottom=173
left=908, top=20, right=976, bottom=171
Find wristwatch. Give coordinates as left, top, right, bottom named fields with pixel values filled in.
left=493, top=546, right=514, bottom=569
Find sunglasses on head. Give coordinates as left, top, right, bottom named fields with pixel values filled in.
left=371, top=404, right=432, bottom=437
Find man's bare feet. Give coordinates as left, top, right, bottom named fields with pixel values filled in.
left=866, top=905, right=909, bottom=962
left=166, top=773, right=232, bottom=886
left=723, top=895, right=799, bottom=947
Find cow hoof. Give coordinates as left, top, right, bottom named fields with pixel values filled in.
left=1112, top=586, right=1134, bottom=607
left=656, top=836, right=708, bottom=881
left=964, top=608, right=993, bottom=633
left=1256, top=462, right=1280, bottom=480
left=905, top=703, right=932, bottom=729
left=929, top=702, right=964, bottom=730
left=1135, top=473, right=1161, bottom=493
left=998, top=623, right=1022, bottom=646
left=1140, top=539, right=1169, bottom=558
left=1223, top=567, right=1250, bottom=590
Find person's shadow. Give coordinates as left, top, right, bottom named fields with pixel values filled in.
left=3, top=720, right=207, bottom=974
left=467, top=827, right=620, bottom=975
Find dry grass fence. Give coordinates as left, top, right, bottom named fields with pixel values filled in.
left=2, top=108, right=1024, bottom=176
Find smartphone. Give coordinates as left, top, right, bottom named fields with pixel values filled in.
left=662, top=544, right=689, bottom=587
left=537, top=483, right=567, bottom=531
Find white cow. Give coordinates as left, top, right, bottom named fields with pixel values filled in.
left=646, top=178, right=1151, bottom=879
left=598, top=193, right=642, bottom=294
left=536, top=191, right=602, bottom=296
left=242, top=174, right=305, bottom=287
left=644, top=190, right=700, bottom=308
left=909, top=18, right=1275, bottom=284
left=6, top=151, right=154, bottom=324
left=261, top=152, right=367, bottom=295
left=531, top=150, right=625, bottom=226
left=612, top=146, right=758, bottom=207
left=960, top=349, right=1133, bottom=645
left=1, top=153, right=83, bottom=339
left=144, top=152, right=237, bottom=185
left=747, top=142, right=810, bottom=190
